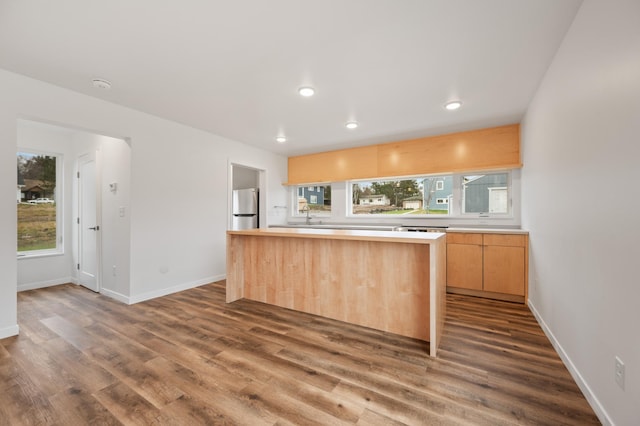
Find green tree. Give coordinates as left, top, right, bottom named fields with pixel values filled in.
left=370, top=179, right=419, bottom=207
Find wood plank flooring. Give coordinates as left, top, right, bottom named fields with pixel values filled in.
left=1, top=281, right=599, bottom=425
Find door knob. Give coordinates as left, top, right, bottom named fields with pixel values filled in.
left=88, top=226, right=100, bottom=231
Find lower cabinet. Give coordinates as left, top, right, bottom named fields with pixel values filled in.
left=447, top=232, right=528, bottom=302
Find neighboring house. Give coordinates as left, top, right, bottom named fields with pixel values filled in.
left=402, top=195, right=423, bottom=210
left=359, top=194, right=390, bottom=206
left=421, top=177, right=453, bottom=212
left=298, top=185, right=324, bottom=206
left=463, top=174, right=508, bottom=213
left=297, top=197, right=307, bottom=212
left=21, top=179, right=47, bottom=202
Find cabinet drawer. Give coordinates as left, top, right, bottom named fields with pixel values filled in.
left=447, top=232, right=483, bottom=245
left=483, top=233, right=526, bottom=247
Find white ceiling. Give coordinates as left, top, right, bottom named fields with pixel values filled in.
left=0, top=0, right=582, bottom=156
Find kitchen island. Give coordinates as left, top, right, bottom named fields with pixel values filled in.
left=226, top=227, right=446, bottom=357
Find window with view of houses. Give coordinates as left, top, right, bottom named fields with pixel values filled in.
left=17, top=151, right=62, bottom=254
left=349, top=172, right=511, bottom=216
left=292, top=171, right=512, bottom=218
left=462, top=172, right=509, bottom=214
left=296, top=185, right=331, bottom=215
left=351, top=176, right=454, bottom=215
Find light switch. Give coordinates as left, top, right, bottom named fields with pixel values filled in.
left=119, top=206, right=125, bottom=217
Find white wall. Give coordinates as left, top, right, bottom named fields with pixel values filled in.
left=16, top=121, right=133, bottom=300
left=97, top=135, right=132, bottom=299
left=69, top=131, right=132, bottom=300
left=232, top=165, right=259, bottom=190
left=0, top=113, right=18, bottom=339
left=0, top=68, right=288, bottom=337
left=17, top=121, right=76, bottom=291
left=521, top=1, right=640, bottom=424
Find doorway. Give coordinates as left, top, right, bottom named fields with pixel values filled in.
left=16, top=119, right=131, bottom=298
left=230, top=163, right=264, bottom=229
left=77, top=152, right=100, bottom=292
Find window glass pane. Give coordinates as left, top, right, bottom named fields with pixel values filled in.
left=419, top=176, right=453, bottom=214
left=296, top=184, right=331, bottom=215
left=17, top=152, right=58, bottom=252
left=462, top=172, right=509, bottom=214
left=352, top=177, right=451, bottom=215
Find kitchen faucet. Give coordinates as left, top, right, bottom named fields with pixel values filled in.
left=302, top=205, right=312, bottom=224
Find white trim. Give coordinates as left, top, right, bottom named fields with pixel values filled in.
left=0, top=325, right=19, bottom=339
left=127, top=274, right=225, bottom=305
left=17, top=276, right=76, bottom=292
left=528, top=300, right=613, bottom=426
left=17, top=148, right=64, bottom=255
left=100, top=287, right=130, bottom=304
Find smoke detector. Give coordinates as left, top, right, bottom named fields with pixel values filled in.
left=92, top=78, right=112, bottom=90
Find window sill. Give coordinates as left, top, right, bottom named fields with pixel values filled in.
left=17, top=250, right=65, bottom=260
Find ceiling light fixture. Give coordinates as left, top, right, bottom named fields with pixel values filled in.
left=298, top=86, right=315, bottom=97
left=275, top=136, right=287, bottom=143
left=92, top=78, right=112, bottom=90
left=444, top=100, right=462, bottom=110
left=345, top=121, right=359, bottom=130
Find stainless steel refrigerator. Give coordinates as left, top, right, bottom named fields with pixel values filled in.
left=232, top=188, right=258, bottom=230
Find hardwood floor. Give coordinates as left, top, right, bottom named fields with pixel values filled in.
left=1, top=281, right=599, bottom=425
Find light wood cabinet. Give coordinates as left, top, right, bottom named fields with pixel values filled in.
left=227, top=228, right=447, bottom=357
left=447, top=232, right=528, bottom=303
left=287, top=124, right=521, bottom=184
left=446, top=233, right=483, bottom=291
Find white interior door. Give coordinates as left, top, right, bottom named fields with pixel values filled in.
left=78, top=153, right=100, bottom=292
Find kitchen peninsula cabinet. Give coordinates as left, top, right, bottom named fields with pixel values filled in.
left=446, top=230, right=529, bottom=303
left=227, top=227, right=447, bottom=357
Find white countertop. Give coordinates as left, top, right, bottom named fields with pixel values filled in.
left=447, top=227, right=528, bottom=234
left=229, top=227, right=446, bottom=244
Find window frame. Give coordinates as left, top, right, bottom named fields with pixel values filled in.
left=349, top=174, right=455, bottom=217
left=460, top=171, right=512, bottom=217
left=292, top=183, right=333, bottom=217
left=346, top=170, right=513, bottom=218
left=17, top=149, right=64, bottom=258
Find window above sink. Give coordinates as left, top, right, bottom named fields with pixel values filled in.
left=287, top=169, right=519, bottom=225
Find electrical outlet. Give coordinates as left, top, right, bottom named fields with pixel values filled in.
left=615, top=356, right=625, bottom=390
left=112, top=265, right=117, bottom=277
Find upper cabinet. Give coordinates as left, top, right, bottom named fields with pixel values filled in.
left=287, top=124, right=521, bottom=184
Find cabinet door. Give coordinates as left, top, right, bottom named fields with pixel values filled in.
left=447, top=243, right=483, bottom=290
left=483, top=245, right=525, bottom=295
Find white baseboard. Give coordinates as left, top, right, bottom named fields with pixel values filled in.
left=18, top=276, right=76, bottom=292
left=528, top=300, right=613, bottom=426
left=99, top=287, right=130, bottom=304
left=0, top=324, right=19, bottom=339
left=127, top=274, right=225, bottom=305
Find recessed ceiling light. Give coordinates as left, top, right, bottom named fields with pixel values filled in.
left=345, top=121, right=359, bottom=129
left=298, top=86, right=315, bottom=97
left=444, top=100, right=462, bottom=110
left=275, top=136, right=287, bottom=143
left=92, top=78, right=112, bottom=90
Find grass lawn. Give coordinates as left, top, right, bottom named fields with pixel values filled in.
left=409, top=209, right=448, bottom=214
left=18, top=203, right=56, bottom=251
left=380, top=210, right=409, bottom=215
